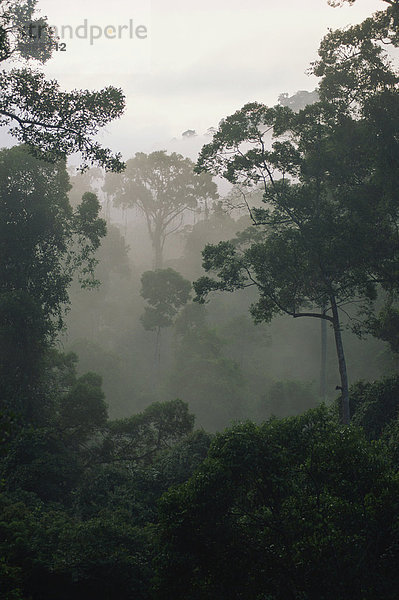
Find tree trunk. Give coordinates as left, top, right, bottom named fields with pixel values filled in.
left=123, top=208, right=128, bottom=237
left=153, top=326, right=161, bottom=389
left=153, top=235, right=163, bottom=269
left=320, top=305, right=327, bottom=401
left=330, top=294, right=350, bottom=425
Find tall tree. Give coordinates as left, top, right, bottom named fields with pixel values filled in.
left=105, top=151, right=218, bottom=267
left=192, top=0, right=399, bottom=424
left=194, top=93, right=397, bottom=424
left=0, top=145, right=107, bottom=422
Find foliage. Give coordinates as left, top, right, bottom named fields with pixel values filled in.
left=2, top=428, right=82, bottom=502
left=349, top=375, right=399, bottom=440
left=2, top=3, right=399, bottom=599
left=140, top=268, right=191, bottom=331
left=0, top=1, right=125, bottom=170
left=1, top=351, right=109, bottom=501
left=0, top=70, right=125, bottom=171
left=367, top=299, right=399, bottom=354
left=154, top=429, right=212, bottom=489
left=192, top=5, right=399, bottom=422
left=316, top=0, right=399, bottom=109
left=0, top=147, right=106, bottom=327
left=157, top=406, right=399, bottom=600
left=57, top=372, right=108, bottom=448
left=0, top=495, right=153, bottom=600
left=0, top=147, right=107, bottom=421
left=103, top=399, right=195, bottom=465
left=194, top=97, right=395, bottom=316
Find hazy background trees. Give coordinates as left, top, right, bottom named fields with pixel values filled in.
left=2, top=1, right=399, bottom=598
left=63, top=157, right=395, bottom=428
left=103, top=152, right=218, bottom=268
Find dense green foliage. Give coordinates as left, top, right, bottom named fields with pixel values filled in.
left=2, top=375, right=399, bottom=599
left=157, top=406, right=399, bottom=600
left=192, top=1, right=399, bottom=424
left=0, top=1, right=125, bottom=170
left=1, top=0, right=399, bottom=598
left=0, top=146, right=107, bottom=423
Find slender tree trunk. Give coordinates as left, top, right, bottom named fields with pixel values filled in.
left=123, top=208, right=128, bottom=237
left=153, top=236, right=163, bottom=269
left=320, top=304, right=327, bottom=401
left=153, top=326, right=161, bottom=389
left=330, top=294, right=350, bottom=425
left=105, top=194, right=111, bottom=220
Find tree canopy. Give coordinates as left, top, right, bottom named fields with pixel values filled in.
left=157, top=406, right=399, bottom=600
left=0, top=146, right=107, bottom=422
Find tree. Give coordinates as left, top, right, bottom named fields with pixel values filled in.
left=314, top=4, right=398, bottom=112
left=0, top=494, right=153, bottom=600
left=193, top=102, right=381, bottom=422
left=193, top=0, right=399, bottom=424
left=315, top=0, right=399, bottom=375
left=101, top=399, right=195, bottom=466
left=140, top=268, right=192, bottom=332
left=104, top=151, right=218, bottom=267
left=0, top=146, right=107, bottom=422
left=349, top=375, right=399, bottom=440
left=140, top=268, right=191, bottom=383
left=0, top=1, right=125, bottom=171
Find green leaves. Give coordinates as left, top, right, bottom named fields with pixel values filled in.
left=0, top=70, right=125, bottom=171
left=196, top=103, right=293, bottom=185
left=314, top=3, right=399, bottom=110
left=104, top=399, right=195, bottom=465
left=157, top=407, right=399, bottom=599
left=0, top=147, right=106, bottom=329
left=0, top=2, right=126, bottom=171
left=0, top=494, right=153, bottom=600
left=0, top=147, right=107, bottom=421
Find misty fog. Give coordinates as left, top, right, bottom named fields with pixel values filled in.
left=2, top=1, right=399, bottom=598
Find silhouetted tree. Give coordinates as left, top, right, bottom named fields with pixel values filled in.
left=105, top=152, right=218, bottom=267
left=0, top=146, right=106, bottom=423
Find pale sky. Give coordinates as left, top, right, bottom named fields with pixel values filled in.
left=1, top=0, right=386, bottom=160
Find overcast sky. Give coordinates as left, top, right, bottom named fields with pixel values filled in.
left=2, top=0, right=385, bottom=159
